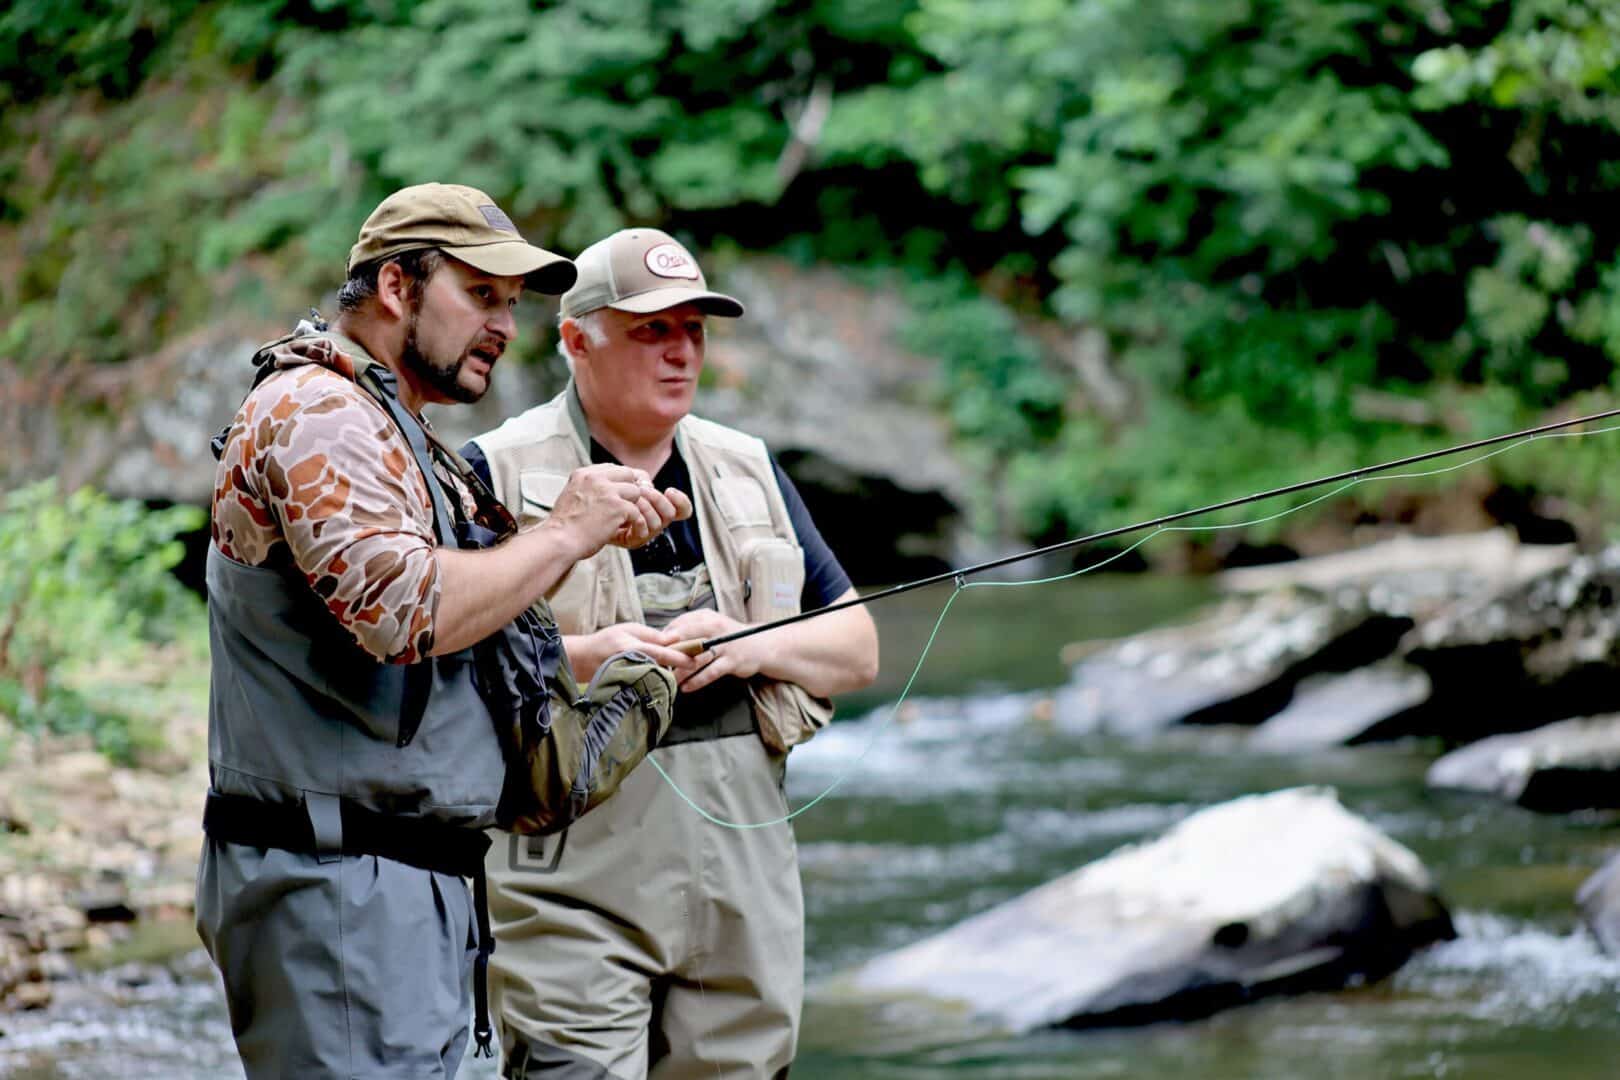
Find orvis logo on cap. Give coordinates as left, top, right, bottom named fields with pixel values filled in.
left=478, top=205, right=518, bottom=233
left=643, top=242, right=699, bottom=280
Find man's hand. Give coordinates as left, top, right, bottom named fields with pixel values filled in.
left=613, top=482, right=693, bottom=550
left=565, top=623, right=697, bottom=685
left=542, top=464, right=690, bottom=559
left=661, top=609, right=763, bottom=693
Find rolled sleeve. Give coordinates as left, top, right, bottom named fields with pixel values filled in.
left=230, top=368, right=443, bottom=663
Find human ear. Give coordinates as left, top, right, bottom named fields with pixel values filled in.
left=375, top=260, right=411, bottom=321
left=560, top=318, right=587, bottom=359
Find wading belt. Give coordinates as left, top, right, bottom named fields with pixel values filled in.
left=658, top=696, right=757, bottom=747
left=202, top=791, right=499, bottom=1057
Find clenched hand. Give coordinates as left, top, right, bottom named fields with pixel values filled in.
left=545, top=464, right=692, bottom=559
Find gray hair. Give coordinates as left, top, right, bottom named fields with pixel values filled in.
left=556, top=309, right=610, bottom=371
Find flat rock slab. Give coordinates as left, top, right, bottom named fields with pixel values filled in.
left=1401, top=547, right=1620, bottom=738
left=822, top=788, right=1453, bottom=1038
left=1064, top=592, right=1411, bottom=735
left=1249, top=664, right=1433, bottom=750
left=1221, top=530, right=1573, bottom=604
left=1426, top=715, right=1620, bottom=812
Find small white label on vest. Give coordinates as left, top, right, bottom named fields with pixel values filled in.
left=772, top=582, right=795, bottom=608
left=644, top=243, right=700, bottom=280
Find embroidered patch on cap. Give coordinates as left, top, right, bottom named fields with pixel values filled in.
left=478, top=205, right=518, bottom=233
left=643, top=242, right=700, bottom=280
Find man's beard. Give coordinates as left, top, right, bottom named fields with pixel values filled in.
left=401, top=308, right=485, bottom=404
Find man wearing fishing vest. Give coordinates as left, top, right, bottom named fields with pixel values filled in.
left=197, top=184, right=692, bottom=1079
left=464, top=229, right=881, bottom=1078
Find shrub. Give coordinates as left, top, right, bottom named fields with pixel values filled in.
left=0, top=481, right=205, bottom=762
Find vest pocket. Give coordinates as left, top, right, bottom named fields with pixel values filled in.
left=712, top=475, right=773, bottom=530
left=739, top=537, right=803, bottom=623
left=518, top=470, right=568, bottom=523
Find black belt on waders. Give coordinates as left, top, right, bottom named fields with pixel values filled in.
left=658, top=696, right=757, bottom=747
left=202, top=791, right=499, bottom=1057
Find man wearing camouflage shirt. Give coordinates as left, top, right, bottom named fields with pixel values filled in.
left=197, top=184, right=690, bottom=1079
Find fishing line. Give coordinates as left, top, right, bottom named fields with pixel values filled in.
left=649, top=418, right=1620, bottom=829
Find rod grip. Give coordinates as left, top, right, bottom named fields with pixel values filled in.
left=672, top=638, right=707, bottom=657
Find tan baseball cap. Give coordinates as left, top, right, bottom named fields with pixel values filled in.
left=560, top=228, right=744, bottom=320
left=347, top=183, right=577, bottom=294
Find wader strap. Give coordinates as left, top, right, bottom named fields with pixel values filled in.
left=304, top=791, right=343, bottom=864
left=359, top=366, right=459, bottom=545
left=202, top=792, right=497, bottom=1055
left=352, top=366, right=461, bottom=749
left=472, top=860, right=496, bottom=1058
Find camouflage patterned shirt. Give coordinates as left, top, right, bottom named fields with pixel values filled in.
left=210, top=332, right=476, bottom=665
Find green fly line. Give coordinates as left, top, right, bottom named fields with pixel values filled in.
left=649, top=423, right=1620, bottom=830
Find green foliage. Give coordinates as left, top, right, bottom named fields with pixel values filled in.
left=831, top=0, right=1620, bottom=539
left=0, top=481, right=205, bottom=762
left=8, top=0, right=1620, bottom=551
left=1412, top=0, right=1620, bottom=122
left=0, top=1, right=200, bottom=104
left=898, top=280, right=1065, bottom=454
left=0, top=66, right=321, bottom=365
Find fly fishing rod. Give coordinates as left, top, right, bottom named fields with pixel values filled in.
left=672, top=406, right=1620, bottom=657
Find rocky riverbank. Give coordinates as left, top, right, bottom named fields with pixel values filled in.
left=0, top=699, right=207, bottom=1011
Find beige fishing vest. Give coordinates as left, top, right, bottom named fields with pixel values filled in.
left=474, top=385, right=832, bottom=751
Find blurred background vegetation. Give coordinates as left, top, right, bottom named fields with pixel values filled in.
left=4, top=0, right=1620, bottom=749
left=7, top=0, right=1620, bottom=535
left=0, top=481, right=205, bottom=764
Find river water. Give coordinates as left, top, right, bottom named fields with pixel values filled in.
left=4, top=576, right=1620, bottom=1078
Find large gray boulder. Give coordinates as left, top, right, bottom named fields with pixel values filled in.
left=1063, top=531, right=1576, bottom=738
left=1064, top=591, right=1413, bottom=735
left=818, top=788, right=1453, bottom=1038
left=1403, top=547, right=1620, bottom=740
left=1426, top=715, right=1620, bottom=812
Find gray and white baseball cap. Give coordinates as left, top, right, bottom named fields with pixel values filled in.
left=560, top=228, right=744, bottom=320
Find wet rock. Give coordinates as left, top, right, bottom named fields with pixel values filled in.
left=1064, top=591, right=1414, bottom=735
left=1065, top=532, right=1590, bottom=740
left=0, top=935, right=25, bottom=1000
left=20, top=907, right=87, bottom=953
left=0, top=874, right=57, bottom=915
left=0, top=791, right=29, bottom=835
left=1577, top=853, right=1620, bottom=956
left=1221, top=530, right=1573, bottom=600
left=1426, top=715, right=1620, bottom=812
left=1249, top=664, right=1433, bottom=750
left=103, top=961, right=168, bottom=989
left=8, top=979, right=53, bottom=1010
left=1403, top=547, right=1620, bottom=741
left=33, top=952, right=75, bottom=982
left=822, top=788, right=1453, bottom=1037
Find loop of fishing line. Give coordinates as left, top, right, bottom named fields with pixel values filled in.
left=649, top=423, right=1620, bottom=830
